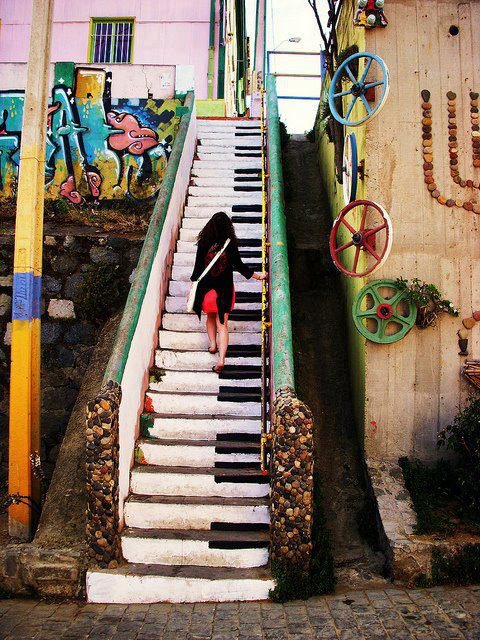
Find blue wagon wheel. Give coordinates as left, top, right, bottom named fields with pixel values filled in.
left=328, top=52, right=390, bottom=127
left=342, top=133, right=358, bottom=204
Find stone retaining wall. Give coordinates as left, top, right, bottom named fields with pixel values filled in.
left=270, top=386, right=314, bottom=572
left=0, top=228, right=142, bottom=486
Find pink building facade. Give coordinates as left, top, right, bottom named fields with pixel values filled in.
left=0, top=0, right=248, bottom=110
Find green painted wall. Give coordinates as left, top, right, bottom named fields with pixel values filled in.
left=316, top=3, right=367, bottom=444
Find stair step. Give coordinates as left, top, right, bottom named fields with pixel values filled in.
left=186, top=195, right=262, bottom=208
left=188, top=186, right=262, bottom=197
left=169, top=279, right=261, bottom=297
left=86, top=564, right=273, bottom=603
left=149, top=373, right=259, bottom=394
left=165, top=296, right=260, bottom=313
left=135, top=438, right=260, bottom=467
left=121, top=527, right=268, bottom=568
left=180, top=223, right=261, bottom=239
left=198, top=135, right=261, bottom=144
left=161, top=312, right=260, bottom=332
left=170, top=263, right=260, bottom=280
left=173, top=251, right=259, bottom=266
left=191, top=168, right=261, bottom=179
left=196, top=146, right=262, bottom=155
left=176, top=240, right=260, bottom=253
left=193, top=161, right=261, bottom=170
left=158, top=330, right=260, bottom=351
left=191, top=177, right=261, bottom=187
left=130, top=465, right=269, bottom=498
left=145, top=390, right=261, bottom=417
left=140, top=416, right=260, bottom=440
left=181, top=218, right=261, bottom=232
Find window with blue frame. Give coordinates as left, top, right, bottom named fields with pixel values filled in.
left=89, top=19, right=134, bottom=64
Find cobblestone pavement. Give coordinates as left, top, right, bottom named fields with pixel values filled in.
left=1, top=586, right=480, bottom=640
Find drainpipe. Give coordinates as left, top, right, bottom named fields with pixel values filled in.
left=208, top=0, right=216, bottom=99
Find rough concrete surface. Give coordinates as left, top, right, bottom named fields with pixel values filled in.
left=283, top=136, right=387, bottom=589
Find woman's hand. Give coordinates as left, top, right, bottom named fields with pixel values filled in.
left=253, top=272, right=268, bottom=281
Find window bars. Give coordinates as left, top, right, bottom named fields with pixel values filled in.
left=91, top=20, right=133, bottom=64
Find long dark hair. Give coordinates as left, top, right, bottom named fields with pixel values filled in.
left=197, top=211, right=238, bottom=249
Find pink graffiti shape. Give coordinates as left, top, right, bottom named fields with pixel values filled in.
left=107, top=111, right=159, bottom=155
left=86, top=171, right=102, bottom=198
left=60, top=175, right=83, bottom=204
left=370, top=420, right=378, bottom=435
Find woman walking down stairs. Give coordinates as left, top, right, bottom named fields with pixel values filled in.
left=86, top=118, right=275, bottom=603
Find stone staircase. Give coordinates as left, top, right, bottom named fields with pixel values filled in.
left=87, top=118, right=275, bottom=603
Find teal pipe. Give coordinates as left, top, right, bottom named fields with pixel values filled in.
left=103, top=92, right=195, bottom=384
left=266, top=75, right=295, bottom=391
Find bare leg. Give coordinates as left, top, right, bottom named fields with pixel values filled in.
left=216, top=313, right=229, bottom=367
left=206, top=312, right=217, bottom=352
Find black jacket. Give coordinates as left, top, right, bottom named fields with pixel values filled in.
left=191, top=239, right=254, bottom=324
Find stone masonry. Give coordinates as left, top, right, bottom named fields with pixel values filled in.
left=270, top=386, right=314, bottom=573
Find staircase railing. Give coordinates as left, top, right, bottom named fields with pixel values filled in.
left=264, top=75, right=315, bottom=581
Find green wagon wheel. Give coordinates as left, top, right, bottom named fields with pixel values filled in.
left=352, top=279, right=417, bottom=344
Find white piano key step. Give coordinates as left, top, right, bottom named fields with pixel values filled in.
left=191, top=177, right=261, bottom=188
left=179, top=227, right=261, bottom=243
left=142, top=417, right=260, bottom=441
left=161, top=312, right=260, bottom=332
left=158, top=330, right=260, bottom=351
left=121, top=529, right=268, bottom=568
left=145, top=391, right=261, bottom=417
left=155, top=349, right=261, bottom=371
left=135, top=439, right=260, bottom=467
left=165, top=296, right=260, bottom=313
left=188, top=186, right=261, bottom=198
left=169, top=280, right=260, bottom=297
left=149, top=370, right=259, bottom=394
left=130, top=466, right=269, bottom=498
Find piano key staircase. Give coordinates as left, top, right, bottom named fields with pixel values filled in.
left=86, top=118, right=275, bottom=603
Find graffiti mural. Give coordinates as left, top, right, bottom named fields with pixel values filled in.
left=0, top=63, right=181, bottom=203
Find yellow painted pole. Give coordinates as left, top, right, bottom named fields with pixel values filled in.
left=8, top=0, right=53, bottom=540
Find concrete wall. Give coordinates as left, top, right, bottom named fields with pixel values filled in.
left=0, top=0, right=212, bottom=98
left=318, top=0, right=480, bottom=461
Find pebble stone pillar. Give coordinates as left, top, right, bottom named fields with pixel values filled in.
left=270, top=386, right=314, bottom=571
left=85, top=380, right=122, bottom=568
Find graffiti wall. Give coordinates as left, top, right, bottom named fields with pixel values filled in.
left=0, top=63, right=182, bottom=203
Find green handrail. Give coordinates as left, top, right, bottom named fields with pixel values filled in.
left=103, top=91, right=195, bottom=384
left=266, top=74, right=295, bottom=391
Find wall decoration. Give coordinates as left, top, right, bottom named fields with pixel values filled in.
left=342, top=133, right=365, bottom=204
left=419, top=89, right=480, bottom=213
left=463, top=360, right=480, bottom=391
left=457, top=329, right=469, bottom=356
left=394, top=277, right=458, bottom=329
left=352, top=280, right=416, bottom=344
left=0, top=65, right=182, bottom=203
left=330, top=200, right=392, bottom=277
left=353, top=0, right=388, bottom=29
left=328, top=52, right=390, bottom=127
left=446, top=92, right=480, bottom=190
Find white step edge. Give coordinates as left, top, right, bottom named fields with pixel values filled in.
left=191, top=169, right=260, bottom=178
left=149, top=370, right=259, bottom=393
left=173, top=252, right=260, bottom=266
left=158, top=330, right=260, bottom=351
left=130, top=470, right=268, bottom=498
left=196, top=145, right=261, bottom=154
left=169, top=279, right=260, bottom=297
left=145, top=392, right=261, bottom=417
left=191, top=177, right=261, bottom=187
left=188, top=187, right=261, bottom=198
left=171, top=262, right=260, bottom=279
left=143, top=417, right=260, bottom=440
left=124, top=497, right=268, bottom=529
left=155, top=349, right=260, bottom=371
left=193, top=161, right=261, bottom=170
left=121, top=535, right=268, bottom=568
left=86, top=568, right=274, bottom=603
left=165, top=297, right=260, bottom=313
left=161, top=313, right=260, bottom=332
left=186, top=197, right=262, bottom=208
left=136, top=441, right=259, bottom=467
left=181, top=218, right=261, bottom=231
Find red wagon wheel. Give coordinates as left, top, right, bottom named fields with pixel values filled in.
left=329, top=200, right=393, bottom=277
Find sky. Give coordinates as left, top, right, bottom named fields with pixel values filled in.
left=246, top=0, right=328, bottom=133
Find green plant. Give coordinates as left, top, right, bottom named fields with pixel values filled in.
left=395, top=277, right=458, bottom=328
left=438, top=396, right=480, bottom=522
left=279, top=120, right=290, bottom=149
left=430, top=545, right=480, bottom=585
left=399, top=457, right=455, bottom=535
left=77, top=264, right=123, bottom=324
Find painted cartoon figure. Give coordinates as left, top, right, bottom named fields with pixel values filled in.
left=354, top=0, right=388, bottom=28
left=106, top=111, right=159, bottom=155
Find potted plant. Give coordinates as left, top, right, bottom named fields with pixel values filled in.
left=395, top=277, right=459, bottom=329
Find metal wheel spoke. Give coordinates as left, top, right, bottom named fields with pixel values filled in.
left=360, top=94, right=373, bottom=115
left=335, top=240, right=355, bottom=254
left=345, top=96, right=358, bottom=120
left=340, top=217, right=356, bottom=234
left=364, top=223, right=387, bottom=238
left=389, top=290, right=407, bottom=307
left=392, top=314, right=411, bottom=326
left=334, top=88, right=354, bottom=99
left=352, top=246, right=361, bottom=272
left=359, top=204, right=368, bottom=231
left=377, top=320, right=387, bottom=340
left=344, top=64, right=357, bottom=84
left=360, top=57, right=373, bottom=84
left=357, top=309, right=378, bottom=319
left=364, top=242, right=381, bottom=262
left=368, top=286, right=383, bottom=306
left=365, top=80, right=385, bottom=89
